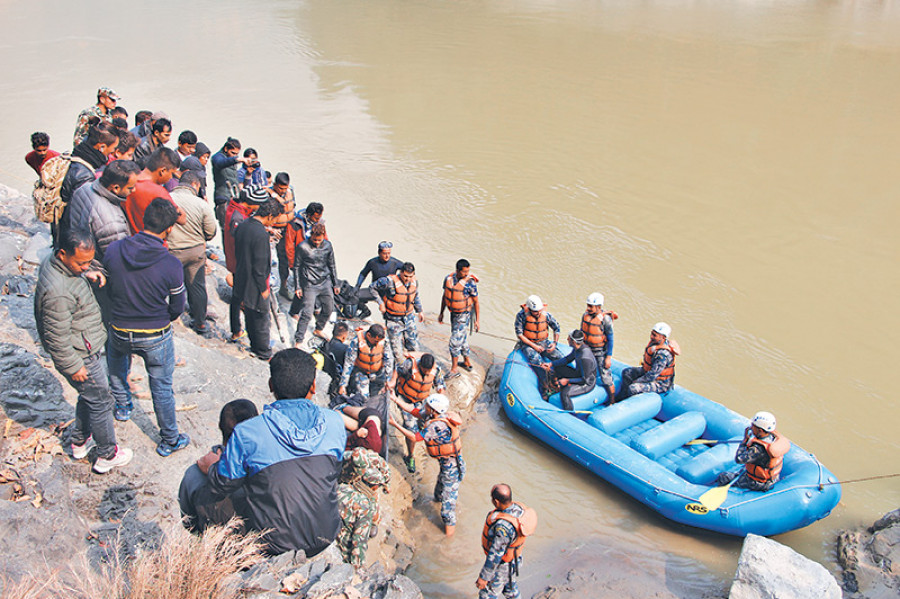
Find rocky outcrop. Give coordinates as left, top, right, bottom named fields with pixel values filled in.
left=838, top=508, right=900, bottom=598
left=728, top=534, right=841, bottom=599
left=0, top=182, right=491, bottom=595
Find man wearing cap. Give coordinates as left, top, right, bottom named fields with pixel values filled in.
left=716, top=411, right=790, bottom=492
left=514, top=295, right=563, bottom=393
left=224, top=186, right=269, bottom=343
left=616, top=322, right=680, bottom=402
left=352, top=241, right=403, bottom=319
left=542, top=330, right=597, bottom=411
left=74, top=87, right=119, bottom=147
left=581, top=292, right=617, bottom=402
left=389, top=393, right=465, bottom=536
left=233, top=198, right=285, bottom=360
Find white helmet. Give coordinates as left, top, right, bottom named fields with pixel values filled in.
left=586, top=292, right=604, bottom=306
left=752, top=411, right=777, bottom=433
left=652, top=322, right=672, bottom=338
left=526, top=295, right=543, bottom=311
left=425, top=393, right=449, bottom=415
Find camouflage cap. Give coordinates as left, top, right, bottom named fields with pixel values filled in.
left=98, top=87, right=120, bottom=100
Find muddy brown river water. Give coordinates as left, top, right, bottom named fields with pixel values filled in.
left=1, top=0, right=898, bottom=596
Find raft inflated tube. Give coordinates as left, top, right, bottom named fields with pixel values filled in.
left=631, top=411, right=707, bottom=460
left=588, top=392, right=662, bottom=435
left=676, top=439, right=740, bottom=485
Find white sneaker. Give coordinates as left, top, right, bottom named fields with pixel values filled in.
left=92, top=446, right=133, bottom=474
left=71, top=436, right=94, bottom=460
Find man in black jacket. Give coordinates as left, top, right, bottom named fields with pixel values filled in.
left=233, top=198, right=284, bottom=360
left=292, top=222, right=340, bottom=347
left=542, top=330, right=597, bottom=410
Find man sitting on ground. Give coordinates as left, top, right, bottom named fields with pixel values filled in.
left=190, top=349, right=347, bottom=556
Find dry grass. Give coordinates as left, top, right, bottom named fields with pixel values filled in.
left=1, top=519, right=265, bottom=599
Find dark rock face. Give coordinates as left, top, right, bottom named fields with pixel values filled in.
left=838, top=508, right=900, bottom=598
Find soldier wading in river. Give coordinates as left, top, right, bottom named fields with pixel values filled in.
left=476, top=483, right=538, bottom=599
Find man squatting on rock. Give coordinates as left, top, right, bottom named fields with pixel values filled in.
left=180, top=349, right=346, bottom=556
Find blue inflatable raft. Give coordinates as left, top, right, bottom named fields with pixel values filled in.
left=498, top=348, right=841, bottom=537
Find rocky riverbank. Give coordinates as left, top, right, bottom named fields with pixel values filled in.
left=0, top=182, right=493, bottom=597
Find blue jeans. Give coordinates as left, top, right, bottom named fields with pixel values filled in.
left=107, top=326, right=180, bottom=445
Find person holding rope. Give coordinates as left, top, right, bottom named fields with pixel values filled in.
left=438, top=258, right=480, bottom=376
left=514, top=295, right=563, bottom=397
left=716, top=411, right=790, bottom=492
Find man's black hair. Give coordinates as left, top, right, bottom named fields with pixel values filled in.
left=243, top=147, right=257, bottom=158
left=134, top=110, right=152, bottom=126
left=116, top=130, right=140, bottom=154
left=142, top=197, right=180, bottom=234
left=456, top=258, right=470, bottom=271
left=219, top=399, right=258, bottom=444
left=86, top=121, right=119, bottom=147
left=111, top=106, right=128, bottom=119
left=57, top=226, right=95, bottom=255
left=178, top=169, right=201, bottom=188
left=178, top=130, right=197, bottom=145
left=99, top=160, right=140, bottom=188
left=274, top=172, right=290, bottom=186
left=111, top=117, right=128, bottom=131
left=152, top=118, right=172, bottom=134
left=306, top=202, right=324, bottom=215
left=333, top=321, right=349, bottom=337
left=269, top=349, right=316, bottom=400
left=146, top=147, right=181, bottom=171
left=254, top=198, right=285, bottom=219
left=400, top=262, right=415, bottom=274
left=491, top=483, right=512, bottom=504
left=223, top=137, right=241, bottom=151
left=30, top=132, right=49, bottom=149
left=419, top=353, right=435, bottom=370
left=367, top=324, right=385, bottom=339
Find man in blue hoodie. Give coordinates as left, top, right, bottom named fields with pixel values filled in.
left=188, top=349, right=346, bottom=556
left=104, top=198, right=190, bottom=457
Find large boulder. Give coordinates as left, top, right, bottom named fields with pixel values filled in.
left=838, top=508, right=900, bottom=598
left=729, top=534, right=841, bottom=599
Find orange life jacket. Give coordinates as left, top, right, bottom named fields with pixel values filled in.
left=354, top=330, right=384, bottom=374
left=398, top=362, right=436, bottom=401
left=383, top=274, right=417, bottom=317
left=443, top=274, right=472, bottom=314
left=521, top=305, right=548, bottom=343
left=580, top=310, right=617, bottom=349
left=481, top=503, right=533, bottom=562
left=744, top=431, right=791, bottom=483
left=641, top=341, right=678, bottom=382
left=424, top=414, right=462, bottom=458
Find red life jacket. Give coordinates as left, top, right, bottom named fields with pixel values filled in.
left=354, top=330, right=384, bottom=374
left=641, top=341, right=678, bottom=382
left=521, top=306, right=548, bottom=343
left=481, top=503, right=537, bottom=562
left=744, top=431, right=791, bottom=483
left=424, top=414, right=462, bottom=458
left=398, top=362, right=436, bottom=401
left=580, top=310, right=617, bottom=349
left=384, top=274, right=417, bottom=317
left=443, top=274, right=471, bottom=314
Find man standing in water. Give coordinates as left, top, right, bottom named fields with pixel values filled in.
left=476, top=483, right=536, bottom=599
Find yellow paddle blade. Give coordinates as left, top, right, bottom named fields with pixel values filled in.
left=686, top=439, right=717, bottom=445
left=698, top=481, right=734, bottom=510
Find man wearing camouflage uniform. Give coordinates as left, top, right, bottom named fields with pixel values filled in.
left=390, top=394, right=465, bottom=536
left=73, top=87, right=119, bottom=147
left=370, top=261, right=423, bottom=362
left=476, top=484, right=531, bottom=599
left=438, top=259, right=480, bottom=376
left=337, top=447, right=390, bottom=566
left=580, top=292, right=617, bottom=402
left=617, top=322, right=680, bottom=402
